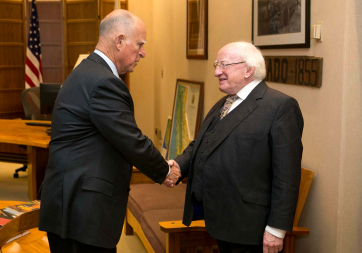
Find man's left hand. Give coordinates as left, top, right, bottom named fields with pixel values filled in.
left=263, top=230, right=283, bottom=253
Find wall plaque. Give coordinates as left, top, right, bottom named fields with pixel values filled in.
left=264, top=56, right=323, bottom=87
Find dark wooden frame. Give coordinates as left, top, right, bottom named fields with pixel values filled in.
left=167, top=79, right=203, bottom=160
left=186, top=0, right=208, bottom=59
left=252, top=0, right=311, bottom=49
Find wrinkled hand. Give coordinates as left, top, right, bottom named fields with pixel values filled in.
left=263, top=230, right=283, bottom=253
left=162, top=160, right=181, bottom=188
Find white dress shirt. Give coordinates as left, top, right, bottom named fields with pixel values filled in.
left=94, top=50, right=119, bottom=78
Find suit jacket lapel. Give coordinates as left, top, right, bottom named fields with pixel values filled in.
left=205, top=81, right=268, bottom=157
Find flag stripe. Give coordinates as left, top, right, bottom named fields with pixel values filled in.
left=26, top=48, right=41, bottom=70
left=26, top=56, right=39, bottom=79
left=25, top=74, right=36, bottom=88
left=25, top=65, right=40, bottom=87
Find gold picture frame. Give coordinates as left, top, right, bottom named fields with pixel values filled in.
left=186, top=0, right=208, bottom=59
left=167, top=79, right=204, bottom=160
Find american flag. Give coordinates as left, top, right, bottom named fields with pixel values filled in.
left=25, top=0, right=43, bottom=88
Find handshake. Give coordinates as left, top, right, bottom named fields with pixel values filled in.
left=163, top=160, right=181, bottom=188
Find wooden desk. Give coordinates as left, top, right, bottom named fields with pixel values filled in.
left=0, top=120, right=50, bottom=200
left=0, top=201, right=49, bottom=253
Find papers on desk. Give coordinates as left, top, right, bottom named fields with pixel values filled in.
left=0, top=200, right=40, bottom=227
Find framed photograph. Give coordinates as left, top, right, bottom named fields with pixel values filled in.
left=167, top=79, right=204, bottom=160
left=187, top=0, right=208, bottom=59
left=252, top=0, right=310, bottom=49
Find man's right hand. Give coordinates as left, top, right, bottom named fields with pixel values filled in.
left=163, top=160, right=181, bottom=187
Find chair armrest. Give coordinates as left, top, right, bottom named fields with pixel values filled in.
left=288, top=226, right=310, bottom=236
left=159, top=220, right=207, bottom=233
left=160, top=222, right=310, bottom=235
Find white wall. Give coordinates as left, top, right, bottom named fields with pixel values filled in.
left=132, top=0, right=362, bottom=252
left=336, top=0, right=362, bottom=251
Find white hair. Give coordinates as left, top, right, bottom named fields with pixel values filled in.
left=231, top=41, right=266, bottom=80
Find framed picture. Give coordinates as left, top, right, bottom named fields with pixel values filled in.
left=167, top=79, right=204, bottom=160
left=161, top=116, right=172, bottom=159
left=187, top=0, right=208, bottom=59
left=252, top=0, right=310, bottom=49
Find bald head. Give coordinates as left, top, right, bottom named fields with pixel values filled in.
left=96, top=10, right=147, bottom=75
left=99, top=9, right=142, bottom=39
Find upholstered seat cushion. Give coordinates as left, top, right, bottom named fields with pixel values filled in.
left=141, top=209, right=184, bottom=253
left=128, top=183, right=186, bottom=221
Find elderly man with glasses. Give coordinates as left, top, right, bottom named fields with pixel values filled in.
left=168, top=41, right=304, bottom=253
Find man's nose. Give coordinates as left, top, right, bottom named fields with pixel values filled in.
left=140, top=47, right=145, bottom=58
left=214, top=66, right=222, bottom=77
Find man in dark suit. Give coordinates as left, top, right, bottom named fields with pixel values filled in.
left=39, top=10, right=180, bottom=253
left=168, top=42, right=303, bottom=253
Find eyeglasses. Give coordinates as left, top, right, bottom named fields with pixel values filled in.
left=213, top=61, right=245, bottom=70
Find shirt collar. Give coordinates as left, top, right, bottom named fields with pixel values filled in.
left=94, top=49, right=119, bottom=78
left=235, top=79, right=262, bottom=100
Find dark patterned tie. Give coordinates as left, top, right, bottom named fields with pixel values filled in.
left=220, top=95, right=239, bottom=119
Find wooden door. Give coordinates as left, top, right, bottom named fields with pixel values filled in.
left=63, top=0, right=99, bottom=77
left=0, top=0, right=26, bottom=120
left=27, top=0, right=64, bottom=83
left=0, top=0, right=27, bottom=157
left=100, top=0, right=128, bottom=20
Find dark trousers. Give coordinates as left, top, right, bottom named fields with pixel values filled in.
left=192, top=196, right=204, bottom=220
left=217, top=240, right=263, bottom=253
left=47, top=233, right=117, bottom=253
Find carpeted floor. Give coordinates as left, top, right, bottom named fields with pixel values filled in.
left=0, top=162, right=147, bottom=252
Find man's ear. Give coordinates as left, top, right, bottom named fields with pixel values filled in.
left=245, top=66, right=255, bottom=79
left=115, top=34, right=124, bottom=51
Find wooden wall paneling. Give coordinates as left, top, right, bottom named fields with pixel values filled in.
left=100, top=0, right=115, bottom=20
left=27, top=0, right=64, bottom=84
left=0, top=0, right=26, bottom=122
left=0, top=0, right=26, bottom=155
left=120, top=0, right=128, bottom=10
left=64, top=0, right=98, bottom=77
left=100, top=0, right=129, bottom=20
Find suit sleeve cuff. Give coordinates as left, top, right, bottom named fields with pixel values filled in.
left=265, top=226, right=286, bottom=239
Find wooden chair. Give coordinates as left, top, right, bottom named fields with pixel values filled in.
left=282, top=167, right=314, bottom=253
left=0, top=201, right=49, bottom=253
left=159, top=168, right=314, bottom=253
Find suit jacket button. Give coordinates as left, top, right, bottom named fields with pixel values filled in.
left=206, top=139, right=209, bottom=143
left=197, top=160, right=200, bottom=163
left=201, top=149, right=204, bottom=153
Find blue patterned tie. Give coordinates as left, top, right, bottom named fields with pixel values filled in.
left=220, top=95, right=238, bottom=119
